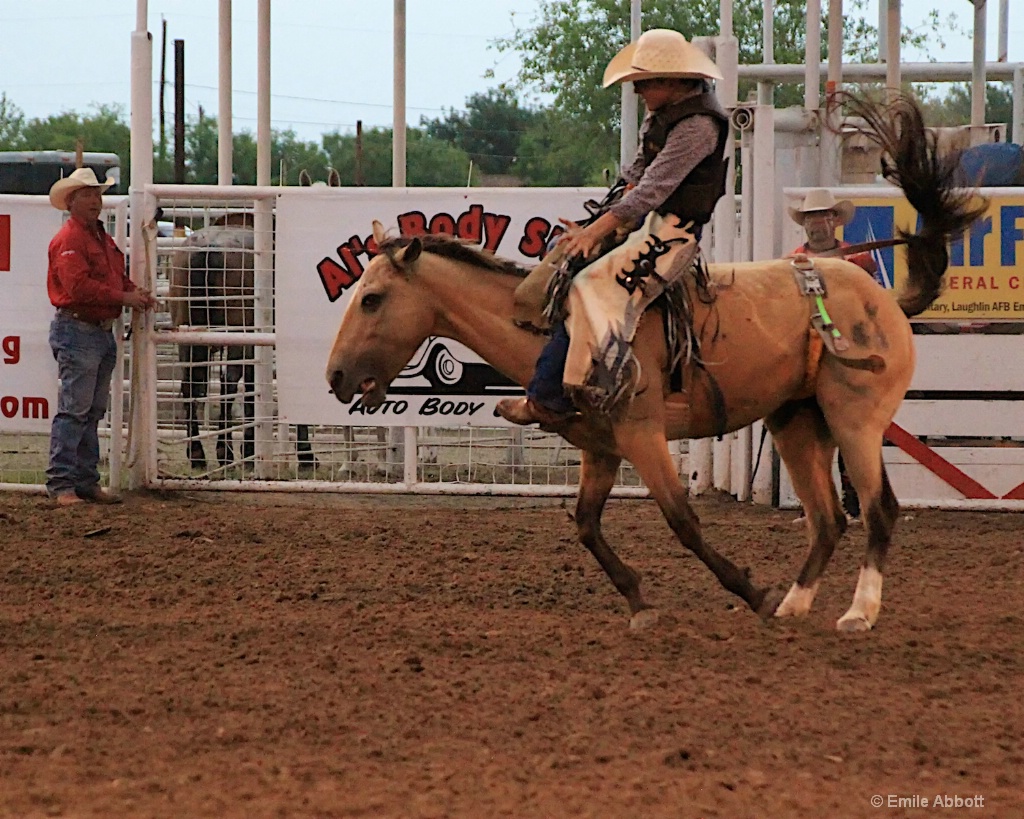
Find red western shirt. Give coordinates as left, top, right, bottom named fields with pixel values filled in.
left=47, top=215, right=135, bottom=322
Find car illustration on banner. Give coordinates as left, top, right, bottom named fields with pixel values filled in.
left=391, top=338, right=522, bottom=396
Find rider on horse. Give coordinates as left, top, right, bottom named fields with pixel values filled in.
left=496, top=28, right=730, bottom=426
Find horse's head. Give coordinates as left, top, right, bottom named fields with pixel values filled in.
left=326, top=222, right=436, bottom=408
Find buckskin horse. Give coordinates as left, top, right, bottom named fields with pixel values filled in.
left=325, top=94, right=984, bottom=632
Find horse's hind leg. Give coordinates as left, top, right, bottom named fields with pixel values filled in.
left=296, top=425, right=318, bottom=468
left=615, top=425, right=770, bottom=616
left=576, top=450, right=656, bottom=629
left=241, top=359, right=255, bottom=461
left=765, top=399, right=848, bottom=618
left=829, top=429, right=900, bottom=632
left=180, top=344, right=210, bottom=470
left=217, top=352, right=241, bottom=467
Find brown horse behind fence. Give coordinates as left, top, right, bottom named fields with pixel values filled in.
left=325, top=94, right=985, bottom=632
left=167, top=178, right=334, bottom=470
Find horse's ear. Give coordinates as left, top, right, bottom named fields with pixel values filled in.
left=299, top=169, right=312, bottom=187
left=393, top=237, right=422, bottom=268
left=328, top=168, right=341, bottom=187
left=372, top=220, right=387, bottom=244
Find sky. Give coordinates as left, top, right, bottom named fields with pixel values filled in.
left=0, top=1, right=1021, bottom=144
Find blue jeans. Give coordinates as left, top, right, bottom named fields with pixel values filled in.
left=46, top=314, right=118, bottom=496
left=527, top=321, right=575, bottom=413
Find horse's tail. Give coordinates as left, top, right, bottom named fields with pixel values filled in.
left=835, top=92, right=988, bottom=318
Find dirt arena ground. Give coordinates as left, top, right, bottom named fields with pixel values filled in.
left=0, top=489, right=1021, bottom=818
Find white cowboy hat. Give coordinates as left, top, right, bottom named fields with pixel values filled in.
left=603, top=29, right=723, bottom=88
left=787, top=188, right=856, bottom=227
left=49, top=167, right=115, bottom=211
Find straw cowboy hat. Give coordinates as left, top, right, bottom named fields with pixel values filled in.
left=787, top=188, right=855, bottom=227
left=602, top=28, right=723, bottom=88
left=49, top=167, right=115, bottom=211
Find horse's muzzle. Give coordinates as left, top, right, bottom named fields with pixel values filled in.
left=327, top=369, right=352, bottom=402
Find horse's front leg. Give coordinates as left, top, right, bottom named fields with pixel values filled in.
left=576, top=449, right=657, bottom=629
left=615, top=422, right=771, bottom=617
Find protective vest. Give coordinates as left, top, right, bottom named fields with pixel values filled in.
left=641, top=91, right=730, bottom=226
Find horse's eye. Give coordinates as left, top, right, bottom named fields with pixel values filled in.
left=361, top=292, right=383, bottom=312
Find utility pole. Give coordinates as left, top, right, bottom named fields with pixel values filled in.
left=159, top=18, right=167, bottom=163
left=355, top=120, right=364, bottom=186
left=174, top=38, right=185, bottom=183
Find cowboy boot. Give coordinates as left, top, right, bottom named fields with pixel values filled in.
left=494, top=397, right=577, bottom=426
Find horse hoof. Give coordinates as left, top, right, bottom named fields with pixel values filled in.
left=772, top=582, right=819, bottom=618
left=836, top=614, right=873, bottom=633
left=756, top=587, right=787, bottom=621
left=629, top=608, right=659, bottom=630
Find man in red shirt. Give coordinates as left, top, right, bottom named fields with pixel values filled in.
left=789, top=189, right=878, bottom=523
left=46, top=168, right=157, bottom=506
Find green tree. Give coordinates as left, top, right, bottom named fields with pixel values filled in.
left=275, top=130, right=330, bottom=185
left=322, top=127, right=472, bottom=186
left=918, top=82, right=1015, bottom=130
left=515, top=110, right=617, bottom=185
left=498, top=0, right=962, bottom=130
left=0, top=93, right=25, bottom=149
left=422, top=88, right=541, bottom=175
left=179, top=114, right=331, bottom=185
left=9, top=104, right=131, bottom=182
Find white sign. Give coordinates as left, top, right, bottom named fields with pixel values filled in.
left=0, top=196, right=63, bottom=433
left=275, top=187, right=603, bottom=426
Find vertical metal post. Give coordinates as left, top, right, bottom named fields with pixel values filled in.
left=218, top=0, right=233, bottom=186
left=713, top=435, right=733, bottom=493
left=129, top=0, right=156, bottom=488
left=393, top=0, right=407, bottom=188
left=748, top=100, right=777, bottom=506
left=700, top=3, right=738, bottom=496
left=997, top=0, right=1008, bottom=64
left=253, top=0, right=274, bottom=477
left=822, top=0, right=844, bottom=187
left=971, top=0, right=988, bottom=141
left=804, top=0, right=821, bottom=113
left=109, top=199, right=129, bottom=490
left=619, top=0, right=641, bottom=172
left=751, top=105, right=776, bottom=260
left=758, top=0, right=774, bottom=106
left=392, top=0, right=413, bottom=479
left=1013, top=67, right=1023, bottom=145
left=731, top=425, right=752, bottom=502
left=885, top=0, right=901, bottom=98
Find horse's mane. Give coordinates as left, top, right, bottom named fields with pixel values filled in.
left=379, top=234, right=530, bottom=279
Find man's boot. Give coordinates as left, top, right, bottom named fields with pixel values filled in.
left=495, top=397, right=577, bottom=427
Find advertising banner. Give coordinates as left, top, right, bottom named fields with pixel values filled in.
left=793, top=188, right=1024, bottom=322
left=275, top=187, right=603, bottom=427
left=0, top=196, right=63, bottom=434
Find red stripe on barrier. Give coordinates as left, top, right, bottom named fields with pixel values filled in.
left=883, top=422, right=997, bottom=499
left=1001, top=481, right=1024, bottom=500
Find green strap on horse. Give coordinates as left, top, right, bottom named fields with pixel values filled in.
left=791, top=256, right=850, bottom=355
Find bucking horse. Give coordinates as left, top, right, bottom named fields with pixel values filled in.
left=325, top=93, right=985, bottom=632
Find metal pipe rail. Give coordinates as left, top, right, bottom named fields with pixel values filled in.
left=738, top=61, right=1024, bottom=83
left=154, top=331, right=276, bottom=347
left=146, top=184, right=280, bottom=200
